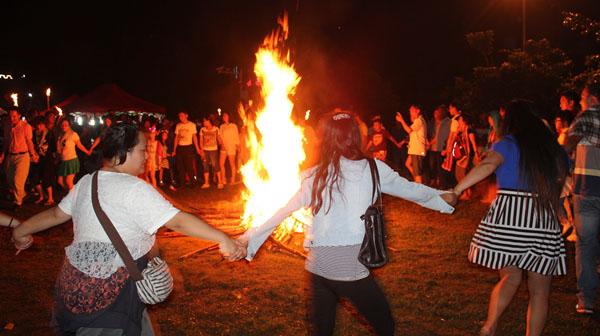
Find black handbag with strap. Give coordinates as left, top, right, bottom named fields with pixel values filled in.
left=358, top=158, right=387, bottom=268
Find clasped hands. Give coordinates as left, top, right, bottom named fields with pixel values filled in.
left=11, top=232, right=33, bottom=255
left=219, top=237, right=247, bottom=261
left=440, top=190, right=458, bottom=207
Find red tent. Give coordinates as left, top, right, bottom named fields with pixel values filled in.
left=64, top=84, right=165, bottom=115
left=39, top=94, right=79, bottom=115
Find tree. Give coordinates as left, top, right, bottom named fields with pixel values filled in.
left=445, top=34, right=572, bottom=120
left=562, top=11, right=600, bottom=88
left=466, top=30, right=495, bottom=67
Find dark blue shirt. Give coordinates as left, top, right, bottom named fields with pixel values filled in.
left=492, top=135, right=530, bottom=190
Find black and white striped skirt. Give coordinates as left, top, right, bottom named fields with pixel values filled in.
left=468, top=189, right=566, bottom=276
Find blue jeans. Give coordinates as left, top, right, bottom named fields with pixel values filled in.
left=574, top=194, right=600, bottom=309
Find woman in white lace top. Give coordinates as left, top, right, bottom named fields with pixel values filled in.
left=12, top=122, right=245, bottom=335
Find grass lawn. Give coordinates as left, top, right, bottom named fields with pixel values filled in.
left=1, top=183, right=599, bottom=335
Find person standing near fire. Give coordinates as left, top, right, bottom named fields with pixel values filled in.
left=174, top=111, right=201, bottom=188
left=0, top=108, right=39, bottom=210
left=237, top=110, right=456, bottom=336
left=363, top=116, right=403, bottom=162
left=199, top=114, right=224, bottom=189
left=396, top=104, right=427, bottom=183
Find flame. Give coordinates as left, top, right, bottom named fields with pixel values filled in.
left=305, top=110, right=311, bottom=120
left=10, top=93, right=18, bottom=107
left=46, top=88, right=51, bottom=96
left=55, top=106, right=63, bottom=116
left=240, top=13, right=310, bottom=237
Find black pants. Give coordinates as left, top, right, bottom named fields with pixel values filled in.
left=429, top=151, right=450, bottom=189
left=307, top=273, right=394, bottom=336
left=176, top=145, right=195, bottom=186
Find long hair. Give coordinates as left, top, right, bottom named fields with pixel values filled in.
left=309, top=111, right=366, bottom=215
left=500, top=100, right=568, bottom=216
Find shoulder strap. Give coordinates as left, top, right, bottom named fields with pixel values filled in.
left=91, top=171, right=144, bottom=281
left=367, top=158, right=382, bottom=206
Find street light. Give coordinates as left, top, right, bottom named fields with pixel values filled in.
left=520, top=0, right=526, bottom=49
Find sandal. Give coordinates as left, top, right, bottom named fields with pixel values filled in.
left=34, top=198, right=45, bottom=205
left=44, top=200, right=55, bottom=206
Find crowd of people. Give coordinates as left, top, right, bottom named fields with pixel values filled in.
left=0, top=108, right=245, bottom=212
left=0, top=82, right=599, bottom=335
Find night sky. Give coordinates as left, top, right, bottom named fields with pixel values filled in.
left=1, top=0, right=599, bottom=120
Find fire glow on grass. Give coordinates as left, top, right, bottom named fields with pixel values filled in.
left=239, top=14, right=311, bottom=241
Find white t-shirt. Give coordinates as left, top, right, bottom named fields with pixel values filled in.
left=175, top=121, right=197, bottom=146
left=220, top=123, right=240, bottom=148
left=58, top=130, right=80, bottom=161
left=59, top=171, right=180, bottom=279
left=408, top=115, right=427, bottom=156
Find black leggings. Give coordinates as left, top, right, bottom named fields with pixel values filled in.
left=307, top=272, right=395, bottom=336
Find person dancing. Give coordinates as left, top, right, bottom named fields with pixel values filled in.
left=238, top=110, right=456, bottom=335
left=454, top=100, right=568, bottom=336
left=12, top=122, right=244, bottom=335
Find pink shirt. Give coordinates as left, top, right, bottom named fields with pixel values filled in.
left=7, top=120, right=33, bottom=153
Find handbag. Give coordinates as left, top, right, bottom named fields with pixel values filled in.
left=358, top=158, right=387, bottom=268
left=91, top=171, right=173, bottom=305
left=452, top=137, right=466, bottom=160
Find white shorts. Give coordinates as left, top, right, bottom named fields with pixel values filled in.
left=221, top=143, right=238, bottom=156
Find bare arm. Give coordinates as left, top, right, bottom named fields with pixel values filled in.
left=193, top=132, right=202, bottom=154
left=468, top=132, right=480, bottom=161
left=26, top=135, right=39, bottom=162
left=395, top=112, right=413, bottom=134
left=165, top=212, right=245, bottom=260
left=0, top=213, right=20, bottom=227
left=454, top=151, right=504, bottom=195
left=12, top=206, right=72, bottom=245
left=387, top=135, right=401, bottom=148
left=173, top=134, right=179, bottom=155
left=75, top=139, right=91, bottom=156
left=90, top=137, right=101, bottom=151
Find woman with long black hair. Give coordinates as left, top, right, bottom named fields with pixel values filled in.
left=239, top=110, right=456, bottom=335
left=454, top=100, right=569, bottom=336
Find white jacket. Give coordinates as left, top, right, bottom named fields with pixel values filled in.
left=242, top=158, right=454, bottom=260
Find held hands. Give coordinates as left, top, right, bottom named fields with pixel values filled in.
left=11, top=232, right=33, bottom=255
left=440, top=190, right=458, bottom=206
left=219, top=236, right=247, bottom=261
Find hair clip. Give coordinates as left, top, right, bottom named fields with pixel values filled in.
left=333, top=113, right=351, bottom=121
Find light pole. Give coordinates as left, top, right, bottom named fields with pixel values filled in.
left=522, top=0, right=526, bottom=49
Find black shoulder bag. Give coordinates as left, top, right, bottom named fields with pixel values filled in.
left=358, top=158, right=387, bottom=268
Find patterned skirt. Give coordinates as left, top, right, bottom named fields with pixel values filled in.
left=468, top=189, right=566, bottom=276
